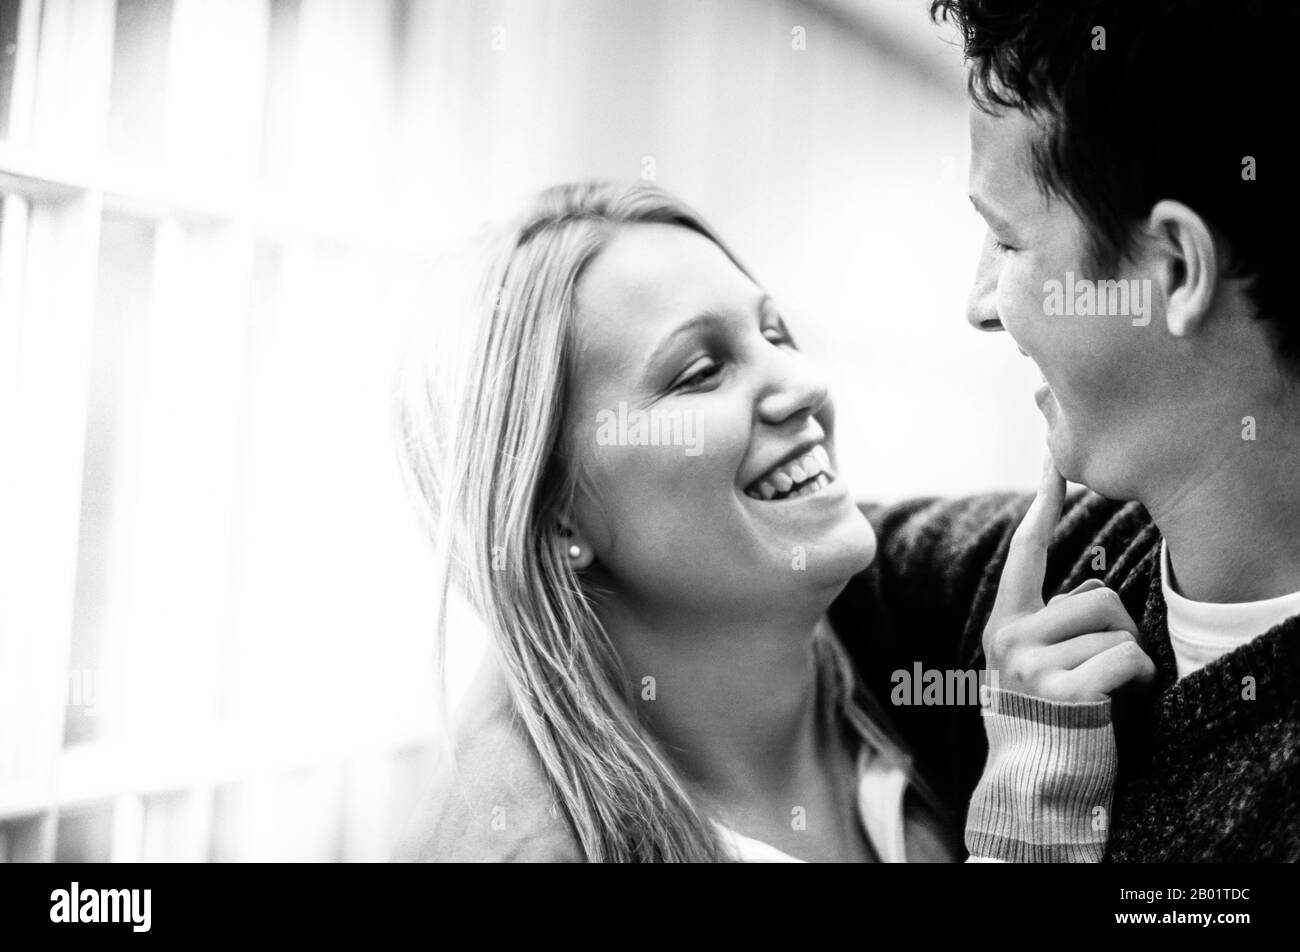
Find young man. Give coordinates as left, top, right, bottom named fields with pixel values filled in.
left=832, top=0, right=1300, bottom=861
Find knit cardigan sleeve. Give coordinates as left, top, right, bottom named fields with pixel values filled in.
left=964, top=688, right=1118, bottom=862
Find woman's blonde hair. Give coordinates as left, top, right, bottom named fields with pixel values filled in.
left=394, top=180, right=926, bottom=862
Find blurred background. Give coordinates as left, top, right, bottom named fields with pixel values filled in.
left=0, top=0, right=1043, bottom=862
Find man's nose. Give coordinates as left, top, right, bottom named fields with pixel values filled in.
left=967, top=234, right=1005, bottom=333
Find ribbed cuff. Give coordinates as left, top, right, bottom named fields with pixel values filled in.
left=965, top=688, right=1117, bottom=863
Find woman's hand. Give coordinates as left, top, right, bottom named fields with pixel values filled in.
left=983, top=458, right=1156, bottom=703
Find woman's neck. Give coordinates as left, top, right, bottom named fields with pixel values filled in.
left=597, top=598, right=836, bottom=808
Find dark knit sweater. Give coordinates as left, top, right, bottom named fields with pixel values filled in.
left=829, top=490, right=1300, bottom=862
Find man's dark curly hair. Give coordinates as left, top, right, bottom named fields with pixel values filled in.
left=931, top=0, right=1297, bottom=368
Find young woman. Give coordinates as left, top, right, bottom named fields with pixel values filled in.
left=391, top=180, right=1114, bottom=862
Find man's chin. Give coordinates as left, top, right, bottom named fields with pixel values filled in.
left=1034, top=372, right=1147, bottom=504
left=1044, top=421, right=1086, bottom=486
left=1045, top=422, right=1133, bottom=500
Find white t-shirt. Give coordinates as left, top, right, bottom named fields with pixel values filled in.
left=712, top=744, right=910, bottom=863
left=1161, top=540, right=1300, bottom=679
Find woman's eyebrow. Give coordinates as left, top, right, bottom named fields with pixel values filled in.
left=643, top=311, right=727, bottom=369
left=642, top=294, right=773, bottom=378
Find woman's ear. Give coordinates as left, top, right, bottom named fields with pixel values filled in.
left=1147, top=199, right=1219, bottom=339
left=554, top=522, right=595, bottom=571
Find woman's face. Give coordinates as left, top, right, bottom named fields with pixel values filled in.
left=564, top=222, right=876, bottom=623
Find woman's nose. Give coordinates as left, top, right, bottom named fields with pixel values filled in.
left=756, top=351, right=829, bottom=427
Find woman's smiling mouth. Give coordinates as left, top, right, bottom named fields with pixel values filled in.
left=744, top=444, right=835, bottom=501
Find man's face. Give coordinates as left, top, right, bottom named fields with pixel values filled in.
left=966, top=104, right=1173, bottom=497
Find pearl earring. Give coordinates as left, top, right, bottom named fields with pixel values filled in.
left=568, top=544, right=581, bottom=559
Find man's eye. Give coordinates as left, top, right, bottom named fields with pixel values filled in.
left=992, top=237, right=1016, bottom=254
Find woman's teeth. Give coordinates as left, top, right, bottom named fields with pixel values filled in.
left=747, top=445, right=834, bottom=501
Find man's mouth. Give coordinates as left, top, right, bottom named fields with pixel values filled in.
left=744, top=444, right=835, bottom=501
left=1013, top=342, right=1047, bottom=384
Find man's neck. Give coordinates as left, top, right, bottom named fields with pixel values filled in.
left=1146, top=422, right=1300, bottom=603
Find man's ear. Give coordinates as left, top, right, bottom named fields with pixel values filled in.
left=554, top=522, right=595, bottom=571
left=1147, top=199, right=1218, bottom=339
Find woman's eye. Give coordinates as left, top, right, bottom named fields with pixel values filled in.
left=992, top=238, right=1016, bottom=254
left=764, top=327, right=795, bottom=347
left=674, top=360, right=721, bottom=391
